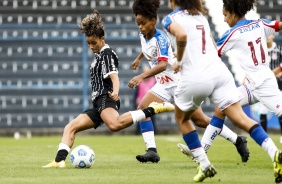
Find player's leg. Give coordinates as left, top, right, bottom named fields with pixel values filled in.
left=174, top=81, right=216, bottom=182
left=100, top=94, right=174, bottom=132
left=257, top=102, right=269, bottom=132
left=43, top=113, right=95, bottom=168
left=179, top=107, right=249, bottom=162
left=224, top=101, right=282, bottom=182
left=257, top=80, right=282, bottom=145
left=135, top=90, right=167, bottom=163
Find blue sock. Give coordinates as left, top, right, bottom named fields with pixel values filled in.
left=250, top=125, right=269, bottom=146
left=183, top=131, right=202, bottom=150
left=210, top=116, right=224, bottom=129
left=139, top=120, right=154, bottom=133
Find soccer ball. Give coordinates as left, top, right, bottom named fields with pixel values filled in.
left=70, top=145, right=95, bottom=168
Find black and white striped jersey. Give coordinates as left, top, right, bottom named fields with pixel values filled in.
left=89, top=44, right=119, bottom=102
left=268, top=43, right=282, bottom=89
left=268, top=43, right=282, bottom=70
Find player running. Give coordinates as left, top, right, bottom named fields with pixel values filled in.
left=163, top=0, right=282, bottom=182
left=129, top=0, right=249, bottom=164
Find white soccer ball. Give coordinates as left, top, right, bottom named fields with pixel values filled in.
left=70, top=145, right=95, bottom=168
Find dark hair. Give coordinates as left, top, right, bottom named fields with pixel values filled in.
left=132, top=0, right=160, bottom=20
left=223, top=0, right=257, bottom=17
left=78, top=9, right=104, bottom=38
left=174, top=0, right=205, bottom=15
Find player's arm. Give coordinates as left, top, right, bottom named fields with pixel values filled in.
left=128, top=61, right=166, bottom=88
left=272, top=65, right=282, bottom=78
left=132, top=52, right=144, bottom=70
left=109, top=73, right=120, bottom=101
left=168, top=22, right=187, bottom=73
left=279, top=22, right=282, bottom=30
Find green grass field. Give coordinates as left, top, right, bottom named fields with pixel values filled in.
left=0, top=133, right=280, bottom=184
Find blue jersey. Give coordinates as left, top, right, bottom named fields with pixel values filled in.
left=217, top=19, right=280, bottom=86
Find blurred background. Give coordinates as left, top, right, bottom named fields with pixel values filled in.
left=0, top=0, right=281, bottom=137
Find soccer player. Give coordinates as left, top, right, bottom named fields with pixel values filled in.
left=130, top=0, right=249, bottom=164
left=162, top=0, right=282, bottom=182
left=259, top=34, right=282, bottom=143
left=42, top=9, right=174, bottom=168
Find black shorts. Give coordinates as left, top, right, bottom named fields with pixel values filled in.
left=82, top=95, right=120, bottom=129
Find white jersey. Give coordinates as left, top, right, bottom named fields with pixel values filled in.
left=217, top=19, right=280, bottom=87
left=162, top=8, right=227, bottom=82
left=140, top=29, right=179, bottom=89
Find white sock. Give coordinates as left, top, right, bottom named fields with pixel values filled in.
left=218, top=125, right=238, bottom=144
left=201, top=124, right=221, bottom=152
left=142, top=131, right=156, bottom=149
left=58, top=143, right=70, bottom=152
left=191, top=147, right=211, bottom=170
left=129, top=110, right=146, bottom=124
left=261, top=137, right=278, bottom=161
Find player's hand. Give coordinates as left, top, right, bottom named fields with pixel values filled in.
left=128, top=75, right=143, bottom=88
left=172, top=59, right=181, bottom=73
left=132, top=60, right=141, bottom=70
left=108, top=91, right=119, bottom=101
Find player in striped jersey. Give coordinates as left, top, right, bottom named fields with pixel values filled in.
left=164, top=0, right=282, bottom=182
left=130, top=0, right=248, bottom=165
left=42, top=9, right=174, bottom=169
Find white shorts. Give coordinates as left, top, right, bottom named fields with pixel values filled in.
left=149, top=83, right=176, bottom=102
left=174, top=70, right=242, bottom=112
left=238, top=77, right=282, bottom=117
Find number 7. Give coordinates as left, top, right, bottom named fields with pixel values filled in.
left=196, top=25, right=206, bottom=54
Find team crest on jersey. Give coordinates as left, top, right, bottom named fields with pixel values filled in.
left=151, top=49, right=158, bottom=58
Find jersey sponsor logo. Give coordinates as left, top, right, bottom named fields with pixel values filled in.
left=157, top=75, right=173, bottom=84
left=158, top=35, right=168, bottom=49
left=239, top=23, right=260, bottom=34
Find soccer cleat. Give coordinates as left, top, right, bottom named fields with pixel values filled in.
left=193, top=165, right=217, bottom=182
left=177, top=143, right=199, bottom=164
left=149, top=101, right=175, bottom=114
left=42, top=160, right=66, bottom=168
left=136, top=150, right=160, bottom=163
left=235, top=136, right=250, bottom=162
left=274, top=150, right=282, bottom=183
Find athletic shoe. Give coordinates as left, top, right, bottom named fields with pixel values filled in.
left=149, top=102, right=175, bottom=114
left=273, top=150, right=282, bottom=183
left=235, top=136, right=250, bottom=162
left=177, top=143, right=199, bottom=164
left=193, top=165, right=217, bottom=182
left=136, top=150, right=160, bottom=163
left=42, top=160, right=66, bottom=168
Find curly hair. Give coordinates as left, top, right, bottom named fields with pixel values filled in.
left=78, top=9, right=104, bottom=38
left=174, top=0, right=205, bottom=15
left=132, top=0, right=160, bottom=20
left=223, top=0, right=257, bottom=17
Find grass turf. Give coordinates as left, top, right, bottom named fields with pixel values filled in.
left=0, top=133, right=280, bottom=184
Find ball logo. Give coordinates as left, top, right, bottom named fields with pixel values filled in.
left=78, top=149, right=87, bottom=156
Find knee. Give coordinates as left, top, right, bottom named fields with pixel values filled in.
left=107, top=123, right=121, bottom=132
left=64, top=122, right=76, bottom=134
left=192, top=117, right=209, bottom=128
left=137, top=103, right=147, bottom=110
